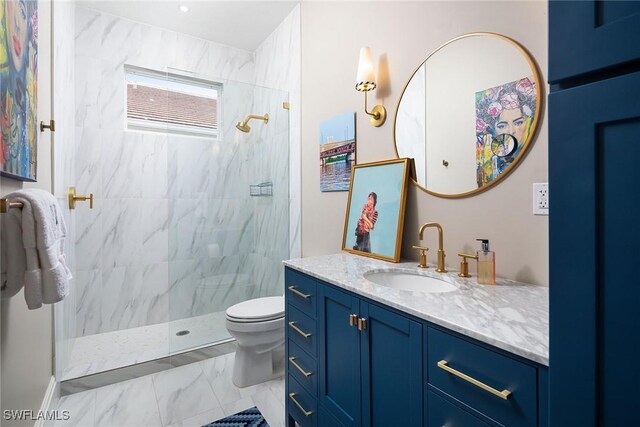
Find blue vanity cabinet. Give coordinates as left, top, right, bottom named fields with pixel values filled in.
left=549, top=71, right=640, bottom=426
left=285, top=269, right=319, bottom=427
left=549, top=1, right=640, bottom=83
left=550, top=2, right=640, bottom=424
left=317, top=284, right=423, bottom=427
left=426, top=327, right=538, bottom=427
left=360, top=301, right=423, bottom=427
left=285, top=267, right=548, bottom=426
left=318, top=284, right=362, bottom=427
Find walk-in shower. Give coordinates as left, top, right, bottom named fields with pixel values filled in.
left=53, top=4, right=291, bottom=381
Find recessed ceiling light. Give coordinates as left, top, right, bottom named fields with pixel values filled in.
left=179, top=5, right=189, bottom=13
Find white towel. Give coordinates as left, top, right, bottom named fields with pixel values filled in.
left=0, top=189, right=72, bottom=309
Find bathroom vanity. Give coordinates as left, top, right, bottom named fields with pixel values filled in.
left=283, top=254, right=548, bottom=427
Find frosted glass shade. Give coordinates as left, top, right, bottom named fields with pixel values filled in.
left=356, top=47, right=376, bottom=92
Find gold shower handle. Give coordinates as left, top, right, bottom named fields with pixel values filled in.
left=68, top=187, right=94, bottom=209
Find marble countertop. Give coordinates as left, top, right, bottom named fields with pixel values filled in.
left=283, top=253, right=548, bottom=366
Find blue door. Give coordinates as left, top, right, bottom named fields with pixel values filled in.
left=318, top=285, right=361, bottom=427
left=549, top=1, right=640, bottom=82
left=549, top=71, right=640, bottom=426
left=360, top=302, right=422, bottom=427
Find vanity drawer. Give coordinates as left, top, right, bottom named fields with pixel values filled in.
left=287, top=374, right=317, bottom=427
left=427, top=390, right=490, bottom=427
left=427, top=327, right=537, bottom=427
left=287, top=304, right=317, bottom=356
left=288, top=340, right=318, bottom=396
left=285, top=268, right=317, bottom=318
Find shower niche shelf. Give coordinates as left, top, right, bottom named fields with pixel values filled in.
left=250, top=181, right=273, bottom=197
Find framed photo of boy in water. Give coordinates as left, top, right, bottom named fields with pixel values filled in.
left=341, top=158, right=410, bottom=262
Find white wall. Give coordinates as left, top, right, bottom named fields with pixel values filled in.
left=301, top=1, right=548, bottom=286
left=0, top=1, right=54, bottom=424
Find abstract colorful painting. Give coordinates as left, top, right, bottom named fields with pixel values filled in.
left=1, top=0, right=38, bottom=181
left=320, top=112, right=356, bottom=192
left=475, top=76, right=536, bottom=188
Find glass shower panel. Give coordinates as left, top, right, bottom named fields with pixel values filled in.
left=56, top=56, right=174, bottom=379
left=166, top=70, right=289, bottom=355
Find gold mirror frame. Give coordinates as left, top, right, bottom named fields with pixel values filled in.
left=393, top=32, right=543, bottom=198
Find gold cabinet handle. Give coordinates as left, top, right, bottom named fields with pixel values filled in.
left=437, top=360, right=511, bottom=400
left=288, top=321, right=312, bottom=339
left=288, top=393, right=313, bottom=417
left=357, top=317, right=367, bottom=331
left=288, top=357, right=312, bottom=377
left=349, top=313, right=358, bottom=327
left=288, top=285, right=311, bottom=299
left=68, top=186, right=94, bottom=210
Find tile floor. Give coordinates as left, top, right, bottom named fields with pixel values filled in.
left=64, top=311, right=231, bottom=380
left=54, top=352, right=285, bottom=427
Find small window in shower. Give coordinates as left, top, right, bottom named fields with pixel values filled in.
left=125, top=66, right=221, bottom=138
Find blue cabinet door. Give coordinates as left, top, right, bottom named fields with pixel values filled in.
left=549, top=1, right=640, bottom=83
left=549, top=71, right=640, bottom=426
left=360, top=302, right=422, bottom=427
left=318, top=285, right=361, bottom=427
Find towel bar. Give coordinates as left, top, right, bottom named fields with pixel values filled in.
left=0, top=198, right=24, bottom=213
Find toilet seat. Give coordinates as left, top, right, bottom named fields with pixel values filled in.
left=226, top=296, right=284, bottom=323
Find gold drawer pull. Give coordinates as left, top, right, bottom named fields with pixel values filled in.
left=288, top=285, right=311, bottom=299
left=289, top=392, right=313, bottom=416
left=289, top=356, right=313, bottom=377
left=288, top=321, right=312, bottom=338
left=437, top=360, right=511, bottom=400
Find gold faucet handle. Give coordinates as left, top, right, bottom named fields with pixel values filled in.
left=457, top=253, right=478, bottom=278
left=413, top=245, right=429, bottom=268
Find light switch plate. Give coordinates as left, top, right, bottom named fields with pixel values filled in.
left=533, top=183, right=549, bottom=215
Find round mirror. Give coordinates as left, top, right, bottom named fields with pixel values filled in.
left=394, top=33, right=542, bottom=197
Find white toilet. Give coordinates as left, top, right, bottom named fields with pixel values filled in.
left=225, top=296, right=285, bottom=388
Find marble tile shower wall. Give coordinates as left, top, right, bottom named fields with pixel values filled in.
left=254, top=5, right=301, bottom=261
left=244, top=86, right=290, bottom=301
left=72, top=6, right=270, bottom=336
left=250, top=5, right=301, bottom=300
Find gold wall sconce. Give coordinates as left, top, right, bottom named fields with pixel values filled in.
left=355, top=47, right=386, bottom=127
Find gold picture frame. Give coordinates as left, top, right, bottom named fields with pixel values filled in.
left=341, top=158, right=411, bottom=262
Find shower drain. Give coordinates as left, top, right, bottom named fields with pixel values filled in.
left=176, top=330, right=190, bottom=336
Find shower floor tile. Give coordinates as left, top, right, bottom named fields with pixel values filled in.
left=54, top=352, right=285, bottom=427
left=63, top=311, right=230, bottom=380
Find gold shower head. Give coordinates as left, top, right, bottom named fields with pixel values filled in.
left=236, top=113, right=269, bottom=133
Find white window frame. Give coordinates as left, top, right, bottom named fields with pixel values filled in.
left=125, top=65, right=223, bottom=139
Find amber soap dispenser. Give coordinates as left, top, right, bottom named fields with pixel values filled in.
left=476, top=239, right=496, bottom=285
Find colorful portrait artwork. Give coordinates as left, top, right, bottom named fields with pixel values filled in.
left=1, top=0, right=38, bottom=181
left=475, top=76, right=537, bottom=188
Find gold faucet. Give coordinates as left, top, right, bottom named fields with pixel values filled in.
left=418, top=222, right=447, bottom=273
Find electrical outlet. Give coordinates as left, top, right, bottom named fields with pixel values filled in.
left=533, top=183, right=549, bottom=215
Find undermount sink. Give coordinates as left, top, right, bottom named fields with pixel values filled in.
left=364, top=270, right=457, bottom=294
